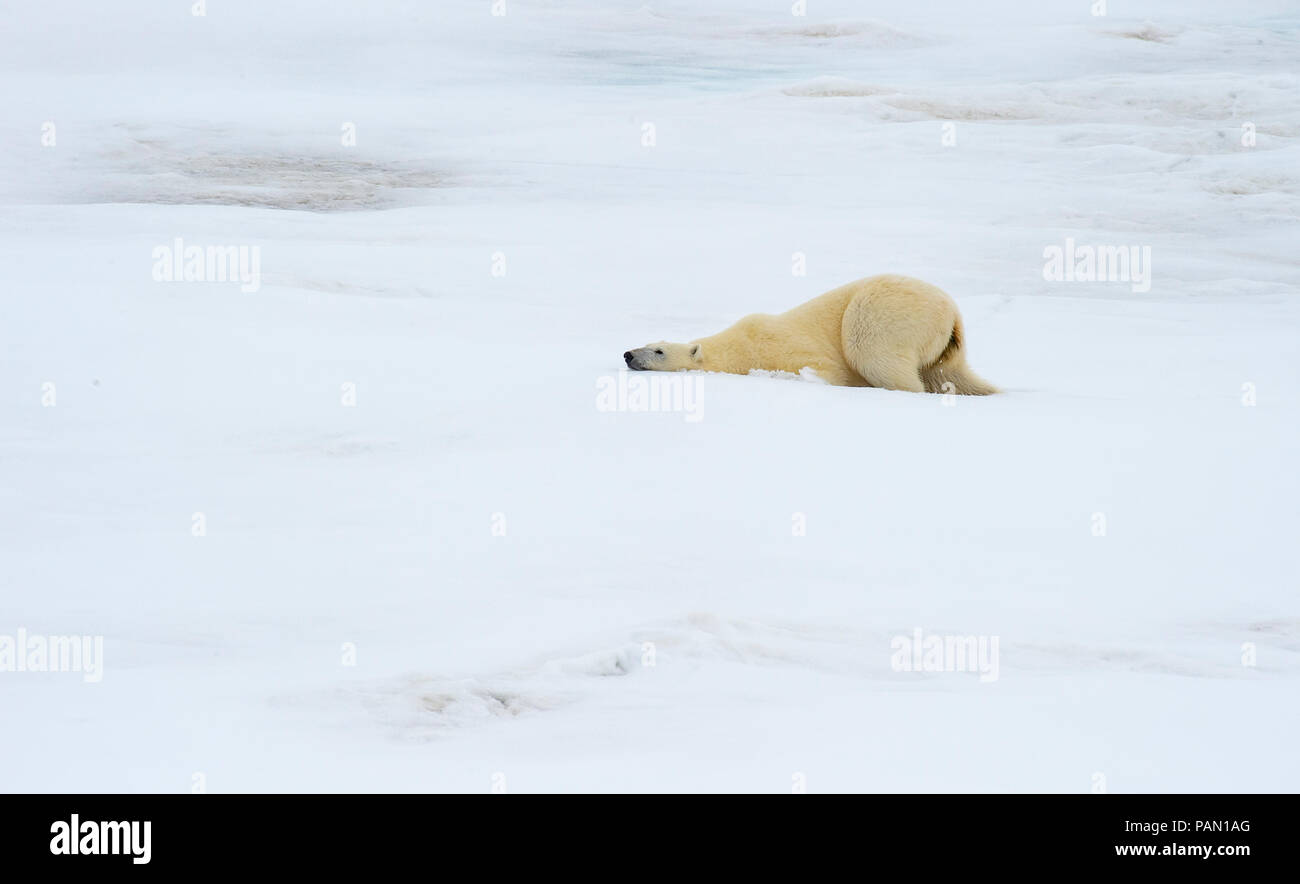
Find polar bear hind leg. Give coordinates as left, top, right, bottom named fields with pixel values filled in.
left=841, top=282, right=999, bottom=395
left=840, top=288, right=936, bottom=393
left=852, top=351, right=926, bottom=392
left=919, top=318, right=999, bottom=396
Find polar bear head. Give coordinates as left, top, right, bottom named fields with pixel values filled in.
left=623, top=342, right=702, bottom=372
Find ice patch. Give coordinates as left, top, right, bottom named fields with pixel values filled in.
left=356, top=615, right=1005, bottom=738
left=1104, top=23, right=1181, bottom=43
left=783, top=77, right=892, bottom=98
left=266, top=274, right=443, bottom=300
left=79, top=130, right=451, bottom=212
left=748, top=20, right=927, bottom=48
left=1205, top=173, right=1299, bottom=196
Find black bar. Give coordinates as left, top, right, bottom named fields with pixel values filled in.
left=0, top=794, right=1286, bottom=870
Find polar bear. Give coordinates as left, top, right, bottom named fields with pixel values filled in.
left=623, top=274, right=998, bottom=394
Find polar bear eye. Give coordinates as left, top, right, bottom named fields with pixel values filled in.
left=654, top=349, right=664, bottom=355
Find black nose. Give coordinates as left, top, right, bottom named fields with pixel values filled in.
left=623, top=351, right=634, bottom=364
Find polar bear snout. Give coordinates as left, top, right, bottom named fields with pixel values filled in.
left=624, top=342, right=698, bottom=372
left=624, top=346, right=659, bottom=370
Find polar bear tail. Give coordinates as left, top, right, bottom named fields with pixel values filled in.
left=920, top=318, right=1000, bottom=396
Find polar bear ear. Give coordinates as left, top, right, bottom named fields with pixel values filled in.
left=690, top=344, right=701, bottom=360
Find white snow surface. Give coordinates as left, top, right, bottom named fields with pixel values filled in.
left=2, top=0, right=1298, bottom=792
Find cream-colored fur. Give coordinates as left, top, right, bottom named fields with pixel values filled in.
left=624, top=274, right=998, bottom=394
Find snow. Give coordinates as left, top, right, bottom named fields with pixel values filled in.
left=2, top=0, right=1298, bottom=792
